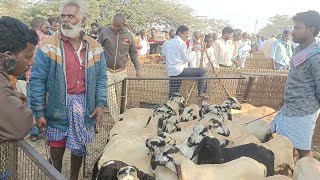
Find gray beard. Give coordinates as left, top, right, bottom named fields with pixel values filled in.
left=61, top=22, right=82, bottom=38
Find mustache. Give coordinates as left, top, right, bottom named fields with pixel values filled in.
left=62, top=23, right=73, bottom=30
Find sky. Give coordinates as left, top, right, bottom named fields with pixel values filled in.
left=184, top=0, right=319, bottom=33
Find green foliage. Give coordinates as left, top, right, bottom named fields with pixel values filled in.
left=259, top=14, right=293, bottom=37
left=0, top=0, right=229, bottom=33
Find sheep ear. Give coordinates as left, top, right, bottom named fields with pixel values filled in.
left=191, top=136, right=207, bottom=161
left=145, top=116, right=152, bottom=127
left=199, top=109, right=203, bottom=117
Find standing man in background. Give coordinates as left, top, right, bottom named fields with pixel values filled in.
left=212, top=27, right=234, bottom=67
left=47, top=17, right=60, bottom=35
left=271, top=30, right=293, bottom=70
left=99, top=13, right=141, bottom=119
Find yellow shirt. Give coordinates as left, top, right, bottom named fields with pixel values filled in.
left=212, top=38, right=234, bottom=66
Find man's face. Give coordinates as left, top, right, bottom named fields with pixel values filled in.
left=61, top=6, right=82, bottom=26
left=91, top=25, right=98, bottom=34
left=282, top=33, right=290, bottom=42
left=165, top=32, right=170, bottom=40
left=151, top=29, right=157, bottom=37
left=206, top=39, right=213, bottom=48
left=194, top=34, right=201, bottom=41
left=224, top=33, right=233, bottom=40
left=8, top=43, right=35, bottom=76
left=51, top=22, right=60, bottom=32
left=292, top=21, right=313, bottom=44
left=40, top=21, right=49, bottom=34
left=179, top=31, right=189, bottom=41
left=234, top=33, right=242, bottom=41
left=112, top=20, right=125, bottom=34
left=61, top=6, right=83, bottom=38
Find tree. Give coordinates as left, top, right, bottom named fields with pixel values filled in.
left=0, top=0, right=228, bottom=33
left=259, top=15, right=293, bottom=37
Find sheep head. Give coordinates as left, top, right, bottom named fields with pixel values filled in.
left=150, top=145, right=180, bottom=174
left=221, top=97, right=242, bottom=110
left=187, top=125, right=208, bottom=147
left=158, top=132, right=177, bottom=146
left=164, top=116, right=181, bottom=134
left=191, top=136, right=225, bottom=164
left=117, top=166, right=139, bottom=180
left=207, top=119, right=230, bottom=137
left=169, top=93, right=186, bottom=113
left=146, top=138, right=166, bottom=156
left=180, top=107, right=198, bottom=122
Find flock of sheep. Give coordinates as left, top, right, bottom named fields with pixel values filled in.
left=91, top=93, right=320, bottom=180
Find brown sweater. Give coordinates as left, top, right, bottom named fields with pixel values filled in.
left=0, top=66, right=33, bottom=142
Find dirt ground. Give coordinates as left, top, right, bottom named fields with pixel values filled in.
left=26, top=136, right=91, bottom=180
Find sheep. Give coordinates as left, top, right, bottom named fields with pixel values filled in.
left=293, top=157, right=320, bottom=180
left=92, top=159, right=155, bottom=180
left=191, top=136, right=275, bottom=176
left=117, top=166, right=139, bottom=180
left=178, top=123, right=230, bottom=163
left=109, top=108, right=156, bottom=137
left=232, top=133, right=261, bottom=146
left=145, top=104, right=176, bottom=128
left=200, top=97, right=242, bottom=121
left=231, top=103, right=256, bottom=114
left=180, top=104, right=200, bottom=122
left=151, top=145, right=267, bottom=180
left=259, top=134, right=294, bottom=176
left=145, top=93, right=186, bottom=128
left=163, top=116, right=181, bottom=134
left=98, top=135, right=154, bottom=175
left=233, top=106, right=277, bottom=123
left=145, top=132, right=176, bottom=156
left=264, top=175, right=292, bottom=180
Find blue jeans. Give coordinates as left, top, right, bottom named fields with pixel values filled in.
left=169, top=68, right=208, bottom=98
left=27, top=84, right=39, bottom=136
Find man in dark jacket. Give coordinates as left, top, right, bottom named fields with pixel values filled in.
left=99, top=13, right=141, bottom=118
left=0, top=16, right=37, bottom=142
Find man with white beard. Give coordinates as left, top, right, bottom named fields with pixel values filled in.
left=29, top=0, right=107, bottom=179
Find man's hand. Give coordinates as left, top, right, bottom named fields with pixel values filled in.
left=90, top=107, right=105, bottom=128
left=36, top=117, right=47, bottom=133
left=136, top=70, right=142, bottom=78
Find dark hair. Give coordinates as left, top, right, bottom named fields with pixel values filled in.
left=48, top=17, right=59, bottom=25
left=169, top=29, right=175, bottom=38
left=113, top=13, right=126, bottom=23
left=31, top=17, right=46, bottom=29
left=140, top=29, right=146, bottom=35
left=222, top=27, right=234, bottom=35
left=176, top=25, right=189, bottom=35
left=91, top=22, right=99, bottom=27
left=292, top=10, right=320, bottom=36
left=0, top=16, right=38, bottom=54
left=283, top=30, right=291, bottom=35
left=162, top=30, right=168, bottom=34
left=151, top=28, right=156, bottom=31
left=204, top=34, right=213, bottom=42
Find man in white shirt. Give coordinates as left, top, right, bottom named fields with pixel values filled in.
left=263, top=35, right=277, bottom=58
left=212, top=27, right=234, bottom=67
left=202, top=35, right=218, bottom=68
left=237, top=32, right=252, bottom=68
left=165, top=25, right=208, bottom=100
left=137, top=29, right=150, bottom=57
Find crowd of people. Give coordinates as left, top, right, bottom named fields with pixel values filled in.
left=1, top=0, right=320, bottom=179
